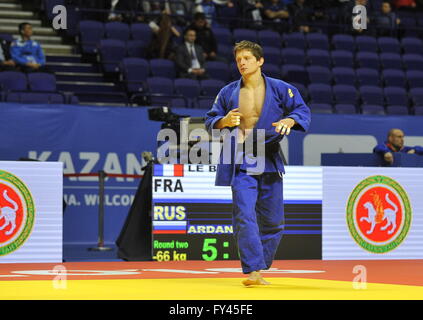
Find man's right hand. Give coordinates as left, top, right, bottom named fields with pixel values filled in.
left=215, top=108, right=243, bottom=129
left=223, top=108, right=242, bottom=127
left=384, top=152, right=394, bottom=164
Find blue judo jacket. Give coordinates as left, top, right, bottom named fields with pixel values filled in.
left=10, top=38, right=46, bottom=66
left=205, top=74, right=311, bottom=186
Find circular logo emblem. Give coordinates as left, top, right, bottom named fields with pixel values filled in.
left=0, top=170, right=35, bottom=256
left=346, top=175, right=412, bottom=254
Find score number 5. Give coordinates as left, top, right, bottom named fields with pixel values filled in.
left=202, top=238, right=218, bottom=261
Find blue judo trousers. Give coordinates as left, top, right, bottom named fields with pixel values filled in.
left=205, top=74, right=311, bottom=274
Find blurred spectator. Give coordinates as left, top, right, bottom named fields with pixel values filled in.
left=188, top=12, right=223, bottom=61
left=0, top=38, right=15, bottom=71
left=10, top=23, right=48, bottom=73
left=373, top=128, right=423, bottom=165
left=392, top=0, right=416, bottom=9
left=374, top=2, right=401, bottom=36
left=147, top=11, right=181, bottom=59
left=288, top=0, right=313, bottom=33
left=263, top=0, right=290, bottom=21
left=195, top=0, right=217, bottom=26
left=108, top=0, right=132, bottom=21
left=239, top=0, right=264, bottom=26
left=175, top=28, right=208, bottom=80
left=263, top=0, right=290, bottom=29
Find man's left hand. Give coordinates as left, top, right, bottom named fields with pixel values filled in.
left=272, top=118, right=296, bottom=135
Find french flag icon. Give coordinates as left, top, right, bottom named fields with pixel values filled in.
left=154, top=164, right=184, bottom=177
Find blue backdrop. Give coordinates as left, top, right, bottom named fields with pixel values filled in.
left=1, top=102, right=422, bottom=245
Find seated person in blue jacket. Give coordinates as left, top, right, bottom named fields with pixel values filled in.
left=373, top=128, right=423, bottom=165
left=10, top=22, right=48, bottom=73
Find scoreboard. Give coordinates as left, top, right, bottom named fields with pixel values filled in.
left=152, top=164, right=322, bottom=261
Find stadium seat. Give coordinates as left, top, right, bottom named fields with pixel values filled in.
left=334, top=104, right=358, bottom=114
left=332, top=34, right=355, bottom=51
left=79, top=20, right=104, bottom=54
left=0, top=33, right=14, bottom=43
left=356, top=68, right=380, bottom=86
left=212, top=27, right=232, bottom=46
left=384, top=86, right=409, bottom=106
left=401, top=37, right=423, bottom=54
left=308, top=83, right=333, bottom=105
left=361, top=104, right=385, bottom=115
left=120, top=57, right=149, bottom=93
left=0, top=71, right=27, bottom=91
left=399, top=17, right=417, bottom=37
left=27, top=72, right=57, bottom=92
left=306, top=32, right=329, bottom=50
left=332, top=67, right=356, bottom=86
left=333, top=84, right=358, bottom=105
left=356, top=52, right=380, bottom=69
left=281, top=48, right=306, bottom=66
left=204, top=61, right=231, bottom=82
left=414, top=106, right=423, bottom=115
left=356, top=35, right=378, bottom=52
left=197, top=97, right=215, bottom=109
left=174, top=78, right=201, bottom=107
left=380, top=53, right=403, bottom=70
left=409, top=88, right=423, bottom=106
left=283, top=32, right=306, bottom=50
left=146, top=76, right=175, bottom=106
left=310, top=103, right=333, bottom=113
left=378, top=37, right=401, bottom=54
left=147, top=76, right=174, bottom=95
left=281, top=64, right=308, bottom=85
left=307, top=49, right=331, bottom=67
left=230, top=62, right=240, bottom=80
left=291, top=82, right=308, bottom=100
left=150, top=59, right=176, bottom=79
left=258, top=30, right=281, bottom=48
left=406, top=70, right=423, bottom=89
left=6, top=92, right=65, bottom=104
left=105, top=21, right=130, bottom=41
left=98, top=39, right=127, bottom=73
left=382, top=69, right=407, bottom=87
left=386, top=105, right=410, bottom=115
left=331, top=50, right=354, bottom=68
left=130, top=23, right=153, bottom=44
left=200, top=79, right=225, bottom=96
left=126, top=40, right=147, bottom=58
left=306, top=66, right=332, bottom=84
left=233, top=28, right=257, bottom=43
left=262, top=46, right=282, bottom=65
left=217, top=44, right=233, bottom=61
left=403, top=54, right=423, bottom=71
left=262, top=63, right=281, bottom=79
left=360, top=86, right=385, bottom=105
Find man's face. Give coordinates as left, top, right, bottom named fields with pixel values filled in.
left=388, top=130, right=405, bottom=149
left=185, top=30, right=196, bottom=44
left=235, top=49, right=263, bottom=76
left=22, top=24, right=33, bottom=38
left=194, top=18, right=206, bottom=29
left=382, top=2, right=391, bottom=14
left=356, top=0, right=367, bottom=6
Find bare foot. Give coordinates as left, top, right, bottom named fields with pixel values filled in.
left=242, top=271, right=270, bottom=286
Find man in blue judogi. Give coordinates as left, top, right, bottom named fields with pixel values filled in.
left=205, top=41, right=311, bottom=286
left=10, top=22, right=47, bottom=73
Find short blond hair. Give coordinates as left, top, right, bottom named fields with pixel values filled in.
left=233, top=40, right=263, bottom=60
